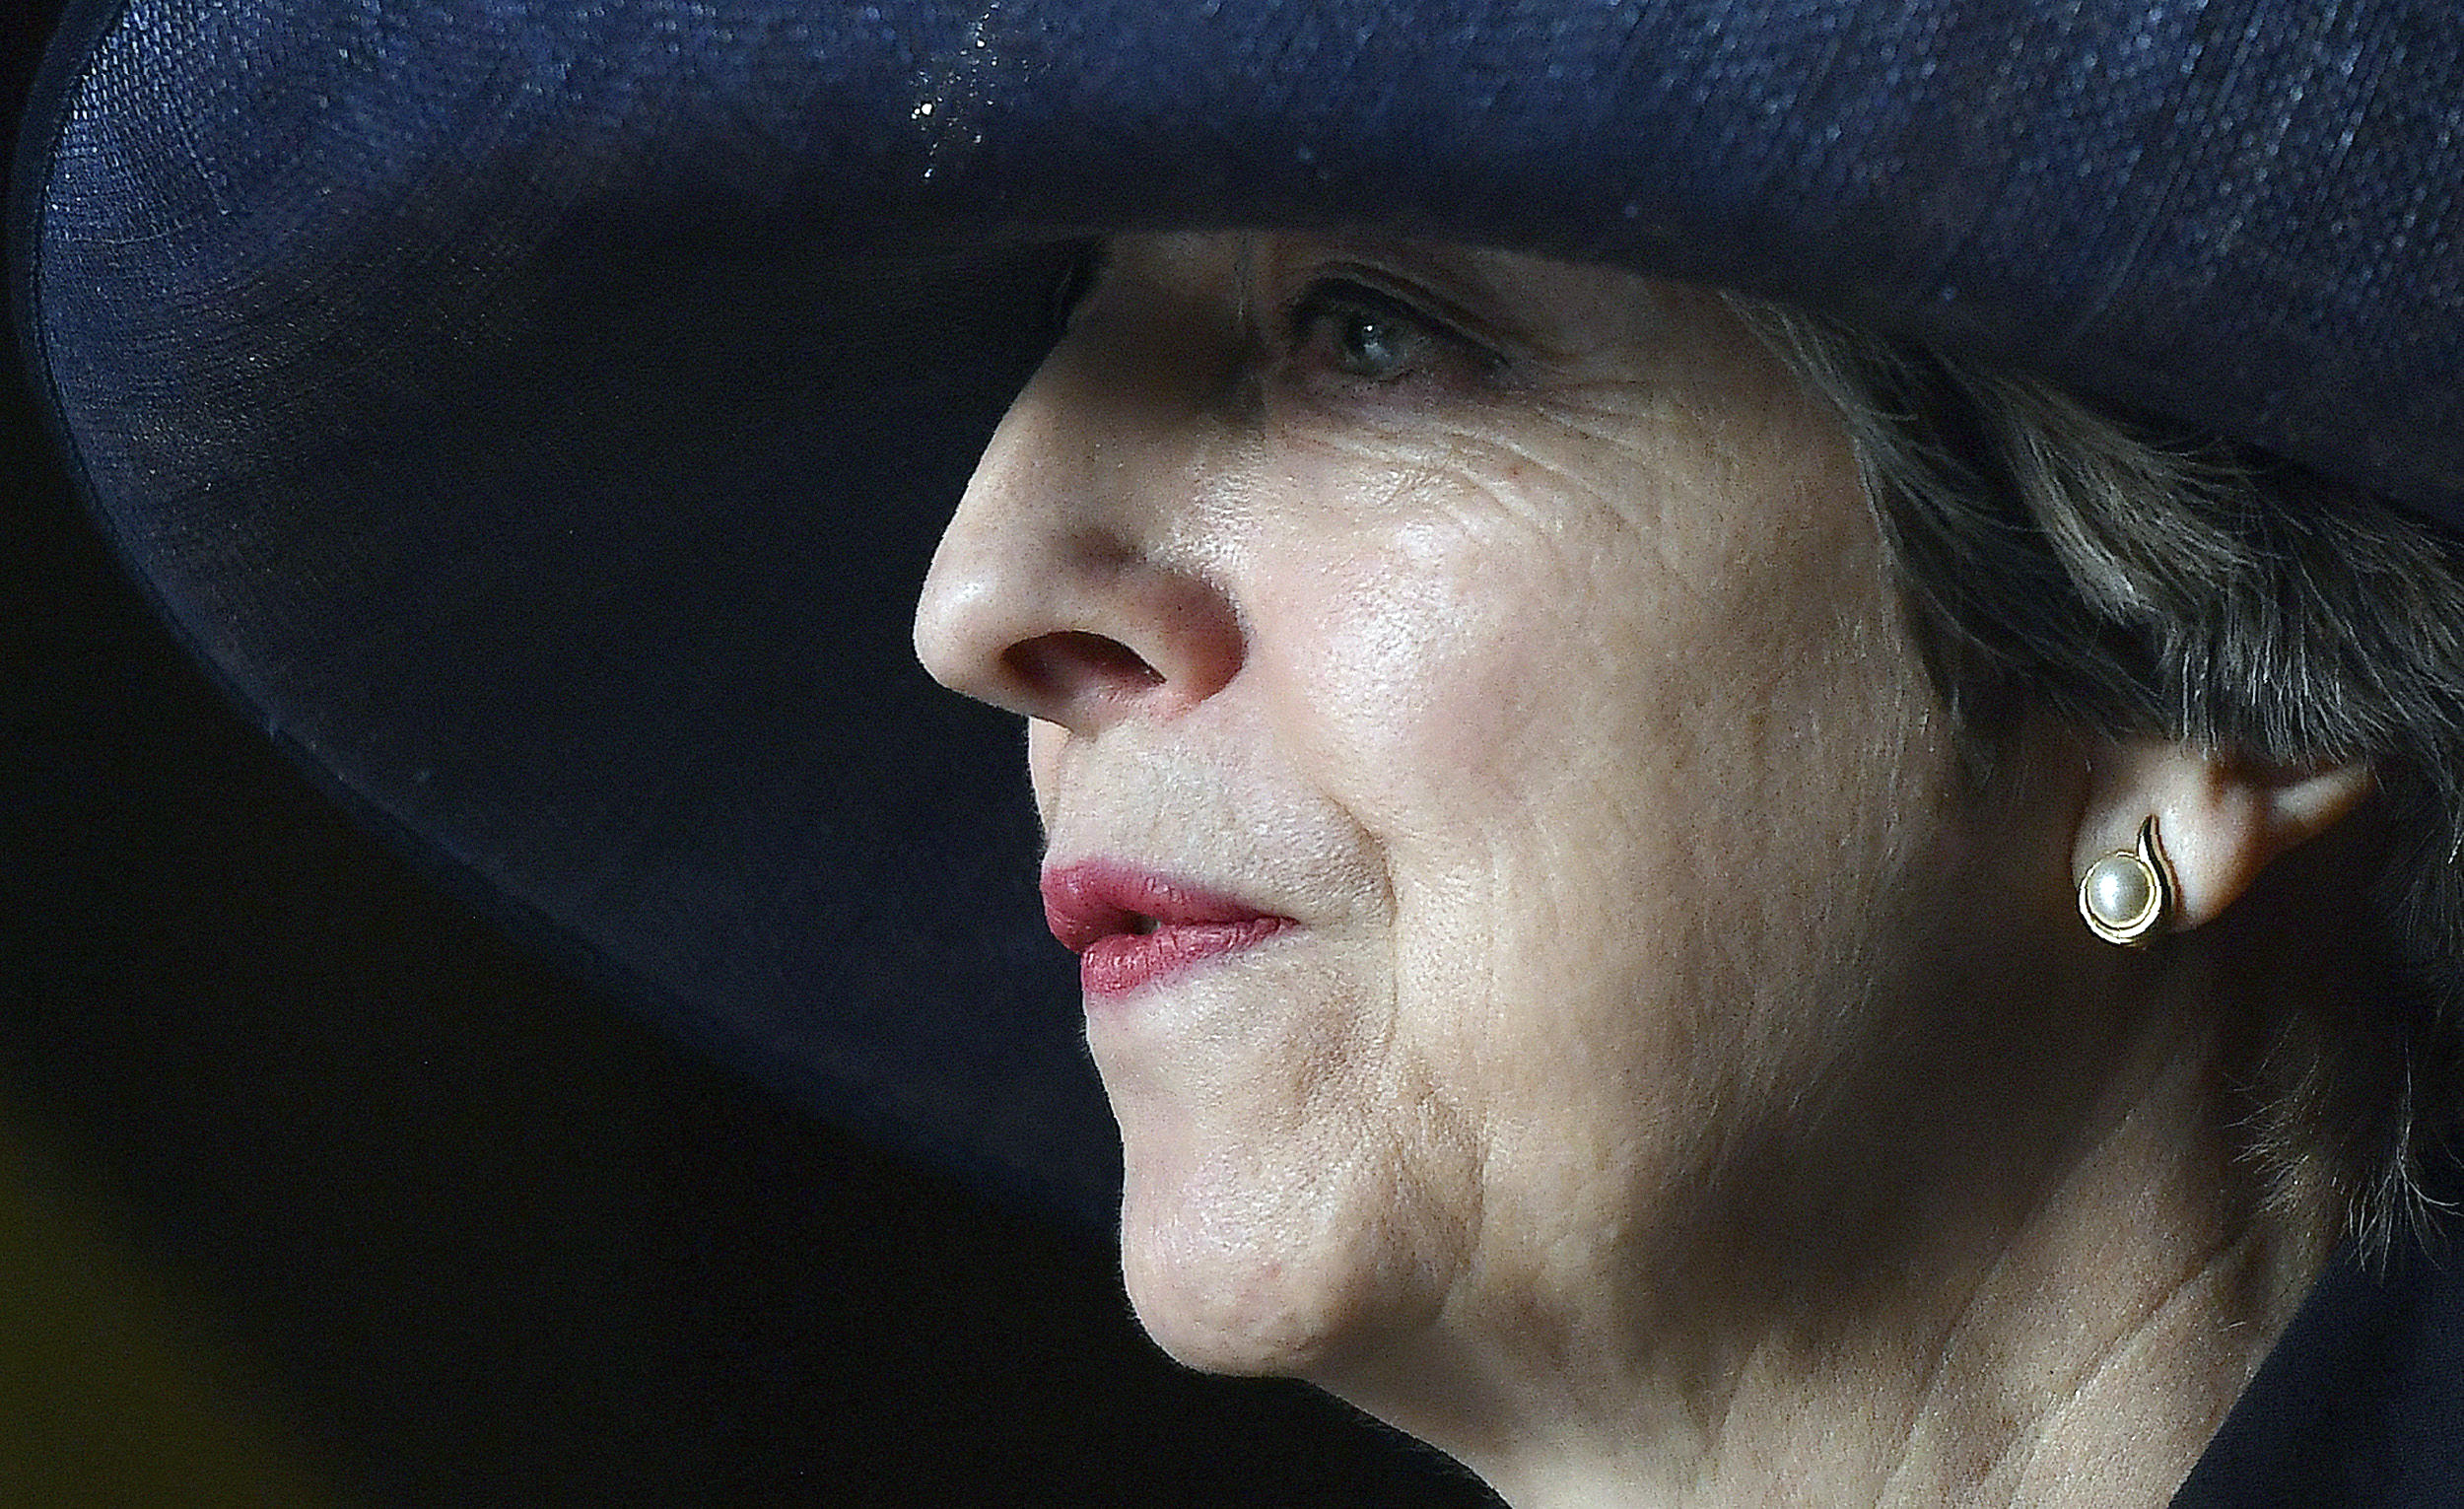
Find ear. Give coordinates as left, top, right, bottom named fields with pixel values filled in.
left=2074, top=741, right=2375, bottom=935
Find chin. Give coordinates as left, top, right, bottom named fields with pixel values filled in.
left=1120, top=1238, right=1344, bottom=1377
left=1112, top=1133, right=1447, bottom=1381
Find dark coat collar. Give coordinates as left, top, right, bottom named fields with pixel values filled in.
left=2177, top=1187, right=2464, bottom=1506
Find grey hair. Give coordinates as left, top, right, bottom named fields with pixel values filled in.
left=1734, top=301, right=2464, bottom=1255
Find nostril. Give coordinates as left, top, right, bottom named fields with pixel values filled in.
left=1003, top=630, right=1165, bottom=702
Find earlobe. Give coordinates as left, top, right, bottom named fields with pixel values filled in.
left=2074, top=743, right=2375, bottom=940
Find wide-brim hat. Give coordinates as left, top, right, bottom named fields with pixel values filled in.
left=16, top=0, right=2462, bottom=1223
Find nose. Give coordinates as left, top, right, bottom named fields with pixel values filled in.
left=913, top=349, right=1247, bottom=732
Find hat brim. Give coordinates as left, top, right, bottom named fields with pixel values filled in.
left=17, top=0, right=2462, bottom=1217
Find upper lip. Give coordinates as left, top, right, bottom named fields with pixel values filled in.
left=1040, top=860, right=1291, bottom=952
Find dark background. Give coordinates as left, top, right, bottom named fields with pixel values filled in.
left=1, top=7, right=1498, bottom=1502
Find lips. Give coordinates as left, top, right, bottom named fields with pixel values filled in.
left=1041, top=860, right=1295, bottom=1000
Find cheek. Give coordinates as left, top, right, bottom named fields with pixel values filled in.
left=1247, top=429, right=1954, bottom=1165
left=1251, top=506, right=1590, bottom=842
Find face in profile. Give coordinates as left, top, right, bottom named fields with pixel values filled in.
left=914, top=232, right=2085, bottom=1429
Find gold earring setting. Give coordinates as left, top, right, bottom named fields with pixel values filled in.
left=2079, top=816, right=2172, bottom=946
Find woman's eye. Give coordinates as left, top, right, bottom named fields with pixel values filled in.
left=1282, top=279, right=1488, bottom=388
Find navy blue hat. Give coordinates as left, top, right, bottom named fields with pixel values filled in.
left=15, top=0, right=2462, bottom=1221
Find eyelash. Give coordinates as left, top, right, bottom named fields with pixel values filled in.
left=1276, top=277, right=1498, bottom=391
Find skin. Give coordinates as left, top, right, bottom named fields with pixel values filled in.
left=913, top=232, right=2346, bottom=1506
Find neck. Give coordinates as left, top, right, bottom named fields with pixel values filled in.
left=1320, top=983, right=2340, bottom=1509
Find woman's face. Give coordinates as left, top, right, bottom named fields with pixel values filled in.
left=915, top=233, right=2080, bottom=1416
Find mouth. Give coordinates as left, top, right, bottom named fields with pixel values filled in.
left=1040, top=861, right=1296, bottom=1000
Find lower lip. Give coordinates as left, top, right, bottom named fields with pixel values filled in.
left=1079, top=917, right=1293, bottom=1000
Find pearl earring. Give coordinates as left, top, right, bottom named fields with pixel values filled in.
left=2079, top=816, right=2173, bottom=946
